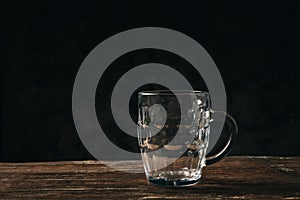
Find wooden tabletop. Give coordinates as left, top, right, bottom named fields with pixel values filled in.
left=1, top=156, right=299, bottom=199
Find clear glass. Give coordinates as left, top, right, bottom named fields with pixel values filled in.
left=137, top=90, right=238, bottom=187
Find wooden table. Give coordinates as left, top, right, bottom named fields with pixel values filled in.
left=1, top=156, right=299, bottom=199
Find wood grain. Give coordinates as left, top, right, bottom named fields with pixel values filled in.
left=0, top=156, right=299, bottom=199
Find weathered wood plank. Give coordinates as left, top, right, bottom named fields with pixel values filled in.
left=0, top=156, right=299, bottom=199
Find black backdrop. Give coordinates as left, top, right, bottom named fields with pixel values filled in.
left=1, top=0, right=300, bottom=161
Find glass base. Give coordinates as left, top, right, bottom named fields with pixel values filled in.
left=148, top=176, right=200, bottom=187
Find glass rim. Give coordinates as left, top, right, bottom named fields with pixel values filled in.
left=138, top=90, right=209, bottom=96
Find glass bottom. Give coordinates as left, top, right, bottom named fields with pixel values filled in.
left=148, top=176, right=200, bottom=187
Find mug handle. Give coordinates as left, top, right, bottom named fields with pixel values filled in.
left=205, top=110, right=238, bottom=165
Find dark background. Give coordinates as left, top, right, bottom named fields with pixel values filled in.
left=1, top=1, right=300, bottom=161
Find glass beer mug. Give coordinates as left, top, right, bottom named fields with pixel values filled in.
left=137, top=90, right=238, bottom=187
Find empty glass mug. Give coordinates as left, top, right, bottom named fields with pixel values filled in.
left=137, top=90, right=238, bottom=187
